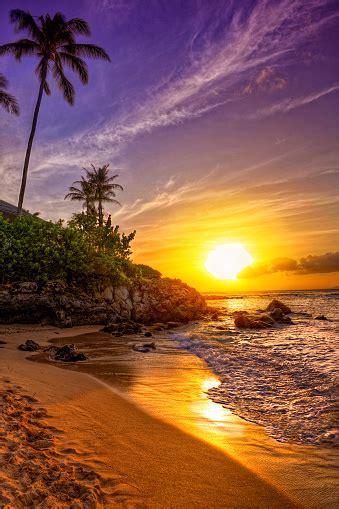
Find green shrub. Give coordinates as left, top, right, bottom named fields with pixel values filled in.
left=0, top=213, right=136, bottom=290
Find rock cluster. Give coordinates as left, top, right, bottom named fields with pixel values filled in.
left=0, top=278, right=207, bottom=328
left=17, top=340, right=87, bottom=362
left=18, top=339, right=41, bottom=351
left=234, top=299, right=293, bottom=329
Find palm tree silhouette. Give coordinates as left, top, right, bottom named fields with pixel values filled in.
left=64, top=175, right=95, bottom=215
left=0, top=73, right=19, bottom=115
left=0, top=10, right=110, bottom=215
left=86, top=164, right=123, bottom=227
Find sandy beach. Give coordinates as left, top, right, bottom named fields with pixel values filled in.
left=0, top=324, right=303, bottom=509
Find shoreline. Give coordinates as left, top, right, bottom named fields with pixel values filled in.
left=0, top=323, right=301, bottom=508
left=32, top=324, right=338, bottom=509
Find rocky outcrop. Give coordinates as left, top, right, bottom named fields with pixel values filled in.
left=0, top=278, right=207, bottom=328
left=102, top=278, right=206, bottom=324
left=265, top=299, right=291, bottom=315
left=234, top=300, right=293, bottom=329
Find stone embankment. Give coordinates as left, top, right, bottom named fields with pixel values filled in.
left=0, top=278, right=207, bottom=328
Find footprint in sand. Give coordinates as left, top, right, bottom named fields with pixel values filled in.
left=0, top=379, right=147, bottom=508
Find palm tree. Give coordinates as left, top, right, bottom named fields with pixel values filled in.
left=0, top=73, right=19, bottom=115
left=86, top=164, right=123, bottom=227
left=64, top=175, right=95, bottom=214
left=0, top=10, right=110, bottom=215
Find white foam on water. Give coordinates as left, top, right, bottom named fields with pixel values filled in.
left=177, top=290, right=339, bottom=445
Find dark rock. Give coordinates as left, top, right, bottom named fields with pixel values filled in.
left=314, top=315, right=328, bottom=321
left=151, top=323, right=167, bottom=331
left=235, top=312, right=277, bottom=329
left=101, top=324, right=117, bottom=333
left=18, top=339, right=41, bottom=351
left=280, top=315, right=293, bottom=324
left=132, top=342, right=156, bottom=353
left=43, top=345, right=59, bottom=353
left=270, top=307, right=284, bottom=321
left=265, top=299, right=291, bottom=315
left=53, top=344, right=87, bottom=362
left=0, top=340, right=7, bottom=345
left=144, top=331, right=153, bottom=337
left=167, top=321, right=182, bottom=328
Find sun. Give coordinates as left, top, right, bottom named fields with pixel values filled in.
left=205, top=243, right=253, bottom=280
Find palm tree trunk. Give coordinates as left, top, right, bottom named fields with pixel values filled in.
left=17, top=64, right=47, bottom=216
left=98, top=195, right=103, bottom=227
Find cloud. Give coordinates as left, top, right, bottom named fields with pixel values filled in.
left=271, top=257, right=299, bottom=271
left=249, top=84, right=339, bottom=118
left=243, top=67, right=288, bottom=94
left=72, top=0, right=339, bottom=153
left=297, top=252, right=339, bottom=274
left=239, top=252, right=339, bottom=278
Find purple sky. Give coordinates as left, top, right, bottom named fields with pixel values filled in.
left=0, top=0, right=338, bottom=288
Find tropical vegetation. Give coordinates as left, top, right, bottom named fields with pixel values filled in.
left=0, top=10, right=161, bottom=291
left=0, top=9, right=110, bottom=215
left=0, top=73, right=19, bottom=114
left=0, top=213, right=138, bottom=289
left=65, top=165, right=123, bottom=225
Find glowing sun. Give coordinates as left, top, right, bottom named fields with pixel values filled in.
left=205, top=244, right=253, bottom=280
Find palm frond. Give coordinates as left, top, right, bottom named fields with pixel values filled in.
left=9, top=9, right=42, bottom=42
left=0, top=40, right=39, bottom=60
left=0, top=90, right=20, bottom=115
left=0, top=73, right=8, bottom=88
left=62, top=43, right=110, bottom=61
left=52, top=59, right=75, bottom=105
left=66, top=18, right=91, bottom=36
left=58, top=53, right=88, bottom=84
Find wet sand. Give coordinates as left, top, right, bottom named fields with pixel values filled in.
left=0, top=324, right=302, bottom=508
left=35, top=328, right=338, bottom=509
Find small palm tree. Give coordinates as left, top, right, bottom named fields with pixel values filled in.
left=64, top=175, right=95, bottom=215
left=0, top=10, right=110, bottom=215
left=86, top=164, right=123, bottom=227
left=0, top=73, right=19, bottom=115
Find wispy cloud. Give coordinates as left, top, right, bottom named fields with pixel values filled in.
left=249, top=84, right=339, bottom=119
left=75, top=0, right=339, bottom=153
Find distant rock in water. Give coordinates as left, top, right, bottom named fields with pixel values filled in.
left=234, top=300, right=293, bottom=329
left=265, top=299, right=291, bottom=315
left=53, top=344, right=87, bottom=362
left=18, top=339, right=41, bottom=351
left=234, top=312, right=275, bottom=329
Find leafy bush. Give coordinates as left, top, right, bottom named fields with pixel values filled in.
left=0, top=213, right=137, bottom=289
left=133, top=264, right=161, bottom=279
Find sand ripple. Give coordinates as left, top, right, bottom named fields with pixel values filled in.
left=0, top=379, right=147, bottom=508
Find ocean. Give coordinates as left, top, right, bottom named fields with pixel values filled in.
left=178, top=289, right=338, bottom=446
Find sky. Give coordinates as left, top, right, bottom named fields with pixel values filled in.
left=0, top=0, right=339, bottom=292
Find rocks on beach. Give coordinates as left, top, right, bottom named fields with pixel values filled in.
left=314, top=315, right=328, bottom=321
left=53, top=344, right=87, bottom=362
left=18, top=339, right=41, bottom=351
left=234, top=299, right=293, bottom=329
left=132, top=342, right=156, bottom=353
left=17, top=340, right=87, bottom=362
